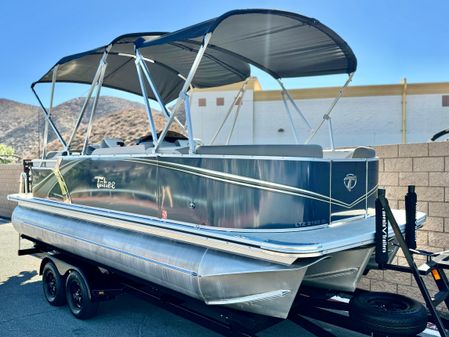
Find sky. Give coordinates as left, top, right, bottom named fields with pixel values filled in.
left=1, top=0, right=449, bottom=105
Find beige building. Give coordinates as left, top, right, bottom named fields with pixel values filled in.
left=191, top=78, right=449, bottom=147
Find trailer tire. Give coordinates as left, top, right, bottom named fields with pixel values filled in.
left=42, top=261, right=66, bottom=306
left=349, top=291, right=427, bottom=336
left=65, top=270, right=98, bottom=319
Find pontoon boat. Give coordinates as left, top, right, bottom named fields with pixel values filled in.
left=9, top=9, right=425, bottom=319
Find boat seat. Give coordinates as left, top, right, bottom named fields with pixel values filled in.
left=92, top=145, right=146, bottom=155
left=141, top=140, right=184, bottom=150
left=85, top=144, right=100, bottom=155
left=323, top=146, right=376, bottom=159
left=195, top=144, right=323, bottom=158
left=352, top=146, right=376, bottom=158
left=100, top=138, right=125, bottom=148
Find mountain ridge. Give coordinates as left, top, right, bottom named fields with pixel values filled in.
left=0, top=96, right=184, bottom=158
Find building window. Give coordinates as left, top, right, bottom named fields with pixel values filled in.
left=216, top=97, right=224, bottom=106
left=198, top=98, right=206, bottom=107
left=443, top=95, right=449, bottom=107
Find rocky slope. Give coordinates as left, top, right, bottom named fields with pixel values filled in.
left=0, top=96, right=185, bottom=158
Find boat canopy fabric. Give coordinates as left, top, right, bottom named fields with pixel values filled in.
left=33, top=33, right=190, bottom=103
left=33, top=9, right=356, bottom=103
left=137, top=9, right=357, bottom=80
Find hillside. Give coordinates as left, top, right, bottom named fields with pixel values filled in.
left=0, top=96, right=185, bottom=158
left=0, top=99, right=40, bottom=157
left=53, top=106, right=184, bottom=152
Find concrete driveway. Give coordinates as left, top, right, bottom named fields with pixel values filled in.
left=0, top=220, right=430, bottom=337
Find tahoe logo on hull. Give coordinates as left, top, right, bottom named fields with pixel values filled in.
left=94, top=176, right=116, bottom=190
left=344, top=173, right=357, bottom=192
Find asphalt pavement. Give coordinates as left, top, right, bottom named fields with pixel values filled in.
left=0, top=220, right=434, bottom=337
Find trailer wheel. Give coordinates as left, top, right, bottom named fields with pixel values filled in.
left=65, top=270, right=98, bottom=319
left=349, top=291, right=427, bottom=336
left=42, top=261, right=66, bottom=306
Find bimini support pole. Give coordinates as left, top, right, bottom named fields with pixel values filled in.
left=41, top=65, right=59, bottom=159
left=209, top=78, right=249, bottom=145
left=327, top=116, right=336, bottom=150
left=154, top=32, right=212, bottom=154
left=277, top=79, right=312, bottom=144
left=81, top=61, right=108, bottom=154
left=305, top=72, right=354, bottom=147
left=65, top=48, right=111, bottom=153
left=32, top=86, right=67, bottom=151
left=225, top=84, right=247, bottom=145
left=135, top=51, right=185, bottom=133
left=280, top=90, right=299, bottom=144
left=135, top=58, right=159, bottom=146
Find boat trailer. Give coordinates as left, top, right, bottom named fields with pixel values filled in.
left=18, top=185, right=449, bottom=336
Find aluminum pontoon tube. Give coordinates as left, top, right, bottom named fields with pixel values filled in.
left=12, top=205, right=320, bottom=318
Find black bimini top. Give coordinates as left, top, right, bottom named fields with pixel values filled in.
left=33, top=32, right=190, bottom=103
left=33, top=9, right=357, bottom=103
left=136, top=9, right=357, bottom=80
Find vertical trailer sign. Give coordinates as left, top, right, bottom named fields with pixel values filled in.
left=375, top=189, right=389, bottom=268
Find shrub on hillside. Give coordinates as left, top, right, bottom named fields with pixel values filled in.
left=0, top=144, right=16, bottom=164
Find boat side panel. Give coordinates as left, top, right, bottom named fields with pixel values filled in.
left=32, top=168, right=62, bottom=201
left=158, top=157, right=330, bottom=229
left=367, top=160, right=379, bottom=214
left=330, top=160, right=378, bottom=221
left=33, top=157, right=160, bottom=218
left=30, top=156, right=377, bottom=230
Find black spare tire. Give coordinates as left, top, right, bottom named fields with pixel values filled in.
left=349, top=291, right=427, bottom=336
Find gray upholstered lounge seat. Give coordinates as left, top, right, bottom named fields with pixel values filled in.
left=352, top=146, right=376, bottom=158
left=92, top=145, right=147, bottom=155
left=323, top=146, right=376, bottom=159
left=195, top=144, right=323, bottom=158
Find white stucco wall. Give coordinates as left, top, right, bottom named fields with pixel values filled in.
left=253, top=95, right=405, bottom=147
left=191, top=89, right=254, bottom=145
left=191, top=89, right=449, bottom=148
left=406, top=94, right=449, bottom=143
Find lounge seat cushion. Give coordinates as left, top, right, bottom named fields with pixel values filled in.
left=92, top=145, right=146, bottom=155
left=352, top=146, right=376, bottom=158
left=195, top=144, right=323, bottom=158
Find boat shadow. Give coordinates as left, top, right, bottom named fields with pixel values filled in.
left=0, top=270, right=38, bottom=288
left=0, top=269, right=220, bottom=337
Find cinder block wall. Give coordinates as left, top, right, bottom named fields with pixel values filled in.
left=360, top=142, right=449, bottom=304
left=0, top=164, right=22, bottom=218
